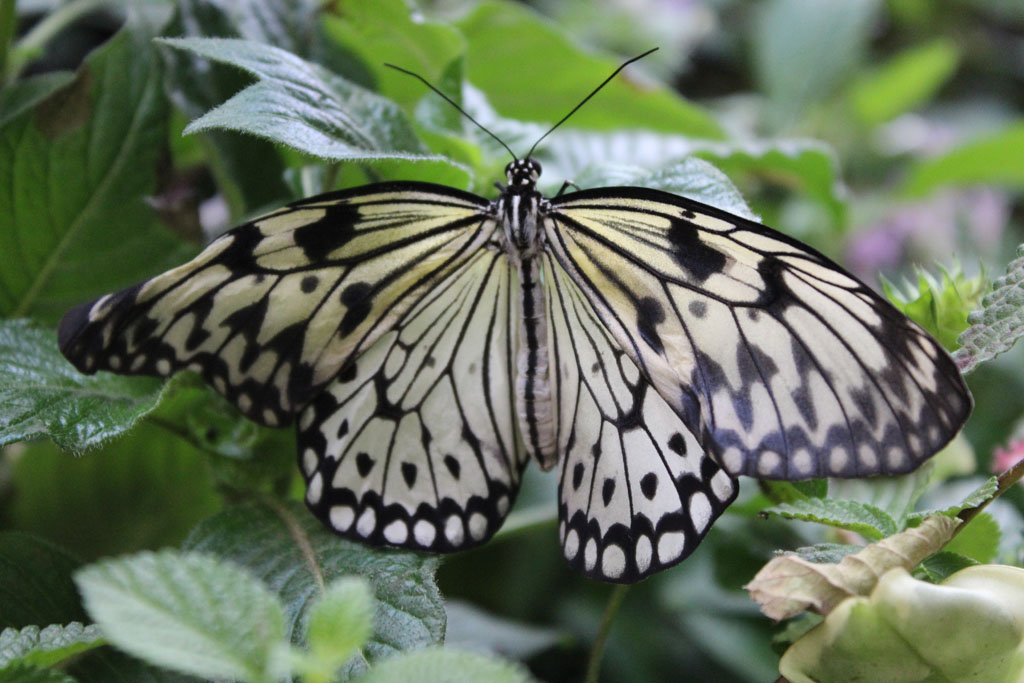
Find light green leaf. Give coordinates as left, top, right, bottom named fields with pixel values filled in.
left=182, top=500, right=444, bottom=673
left=764, top=498, right=899, bottom=540
left=944, top=512, right=1000, bottom=564
left=828, top=463, right=935, bottom=527
left=302, top=578, right=374, bottom=682
left=358, top=647, right=537, bottom=683
left=571, top=157, right=757, bottom=221
left=0, top=533, right=87, bottom=628
left=74, top=551, right=288, bottom=683
left=954, top=245, right=1024, bottom=374
left=908, top=476, right=1000, bottom=523
left=903, top=121, right=1024, bottom=196
left=883, top=266, right=987, bottom=352
left=159, top=38, right=455, bottom=168
left=0, top=320, right=162, bottom=452
left=0, top=623, right=103, bottom=669
left=761, top=480, right=828, bottom=505
left=0, top=24, right=190, bottom=323
left=457, top=2, right=721, bottom=138
left=753, top=0, right=879, bottom=125
left=780, top=565, right=1024, bottom=683
left=849, top=39, right=960, bottom=124
left=320, top=0, right=464, bottom=109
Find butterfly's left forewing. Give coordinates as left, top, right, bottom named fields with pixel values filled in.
left=545, top=187, right=971, bottom=481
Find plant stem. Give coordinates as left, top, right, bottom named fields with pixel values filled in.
left=584, top=584, right=629, bottom=683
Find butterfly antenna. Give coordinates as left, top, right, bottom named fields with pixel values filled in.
left=384, top=63, right=517, bottom=161
left=525, top=47, right=658, bottom=159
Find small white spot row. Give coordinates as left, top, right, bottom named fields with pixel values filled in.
left=561, top=527, right=692, bottom=580
left=325, top=505, right=488, bottom=548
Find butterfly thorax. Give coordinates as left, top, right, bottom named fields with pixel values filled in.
left=496, top=158, right=547, bottom=261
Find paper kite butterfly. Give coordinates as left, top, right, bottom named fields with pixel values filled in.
left=58, top=50, right=971, bottom=583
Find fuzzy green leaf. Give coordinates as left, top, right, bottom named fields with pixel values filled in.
left=0, top=623, right=103, bottom=669
left=301, top=578, right=375, bottom=683
left=182, top=500, right=444, bottom=675
left=0, top=320, right=162, bottom=452
left=849, top=39, right=960, bottom=124
left=764, top=498, right=898, bottom=540
left=0, top=25, right=190, bottom=323
left=159, top=38, right=455, bottom=169
left=903, top=121, right=1024, bottom=196
left=74, top=551, right=287, bottom=683
left=571, top=157, right=757, bottom=221
left=357, top=648, right=537, bottom=683
left=907, top=476, right=999, bottom=523
left=954, top=245, right=1024, bottom=374
left=457, top=2, right=721, bottom=138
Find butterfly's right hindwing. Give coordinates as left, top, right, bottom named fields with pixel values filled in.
left=58, top=183, right=494, bottom=426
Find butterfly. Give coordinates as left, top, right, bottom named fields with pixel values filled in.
left=57, top=50, right=971, bottom=583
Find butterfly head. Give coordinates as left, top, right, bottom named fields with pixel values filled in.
left=506, top=158, right=542, bottom=187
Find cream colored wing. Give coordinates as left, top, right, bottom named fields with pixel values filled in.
left=59, top=182, right=495, bottom=426
left=545, top=186, right=971, bottom=480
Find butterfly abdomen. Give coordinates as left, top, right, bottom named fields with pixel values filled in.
left=515, top=256, right=557, bottom=469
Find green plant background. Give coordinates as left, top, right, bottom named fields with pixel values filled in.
left=1, top=0, right=1023, bottom=681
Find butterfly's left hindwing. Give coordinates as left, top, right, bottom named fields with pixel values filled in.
left=545, top=187, right=972, bottom=481
left=58, top=183, right=494, bottom=426
left=298, top=249, right=526, bottom=550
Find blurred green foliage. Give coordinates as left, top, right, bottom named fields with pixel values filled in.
left=1, top=0, right=1023, bottom=681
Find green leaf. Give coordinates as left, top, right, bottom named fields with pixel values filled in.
left=357, top=648, right=537, bottom=683
left=181, top=501, right=444, bottom=670
left=0, top=24, right=190, bottom=323
left=457, top=2, right=721, bottom=138
left=902, top=121, right=1024, bottom=196
left=908, top=476, right=999, bottom=523
left=883, top=266, right=987, bottom=351
left=788, top=543, right=861, bottom=565
left=827, top=464, right=935, bottom=527
left=0, top=663, right=76, bottom=683
left=764, top=498, right=898, bottom=540
left=943, top=512, right=1001, bottom=564
left=761, top=480, right=828, bottom=505
left=0, top=320, right=162, bottom=452
left=916, top=552, right=979, bottom=583
left=849, top=39, right=960, bottom=124
left=954, top=245, right=1024, bottom=374
left=320, top=0, right=464, bottom=109
left=780, top=566, right=1024, bottom=682
left=160, top=0, right=311, bottom=215
left=0, top=72, right=75, bottom=127
left=5, top=426, right=221, bottom=561
left=753, top=0, right=879, bottom=125
left=301, top=578, right=374, bottom=683
left=0, top=533, right=86, bottom=629
left=74, top=550, right=288, bottom=683
left=571, top=157, right=757, bottom=221
left=0, top=623, right=103, bottom=669
left=159, top=38, right=456, bottom=169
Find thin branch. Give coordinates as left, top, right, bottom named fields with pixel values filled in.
left=585, top=584, right=629, bottom=683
